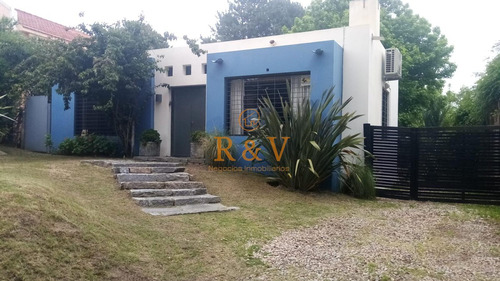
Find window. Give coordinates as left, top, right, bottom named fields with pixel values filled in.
left=74, top=95, right=116, bottom=136
left=382, top=88, right=389, bottom=126
left=184, top=65, right=191, bottom=75
left=166, top=66, right=173, bottom=77
left=202, top=63, right=207, bottom=74
left=226, top=73, right=311, bottom=135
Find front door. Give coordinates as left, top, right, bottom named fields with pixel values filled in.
left=171, top=86, right=206, bottom=157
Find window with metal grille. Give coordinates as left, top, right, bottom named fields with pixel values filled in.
left=225, top=73, right=310, bottom=135
left=74, top=95, right=116, bottom=136
left=167, top=66, right=173, bottom=76
left=382, top=89, right=389, bottom=126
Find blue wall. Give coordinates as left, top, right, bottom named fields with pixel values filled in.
left=133, top=77, right=155, bottom=155
left=50, top=86, right=75, bottom=148
left=206, top=41, right=344, bottom=190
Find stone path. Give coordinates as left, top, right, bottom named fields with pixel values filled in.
left=83, top=160, right=238, bottom=216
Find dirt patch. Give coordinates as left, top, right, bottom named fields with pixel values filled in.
left=254, top=201, right=500, bottom=281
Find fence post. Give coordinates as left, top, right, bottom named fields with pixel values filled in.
left=409, top=128, right=419, bottom=200
left=363, top=123, right=373, bottom=168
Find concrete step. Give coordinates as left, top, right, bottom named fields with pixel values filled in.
left=142, top=203, right=239, bottom=216
left=129, top=188, right=207, bottom=197
left=133, top=194, right=221, bottom=207
left=116, top=172, right=190, bottom=183
left=112, top=162, right=182, bottom=167
left=134, top=156, right=189, bottom=163
left=112, top=166, right=185, bottom=174
left=121, top=181, right=205, bottom=190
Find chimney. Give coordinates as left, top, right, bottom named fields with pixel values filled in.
left=349, top=0, right=381, bottom=36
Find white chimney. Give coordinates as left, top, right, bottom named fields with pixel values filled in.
left=349, top=0, right=381, bottom=36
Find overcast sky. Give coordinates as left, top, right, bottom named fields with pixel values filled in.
left=8, top=0, right=500, bottom=92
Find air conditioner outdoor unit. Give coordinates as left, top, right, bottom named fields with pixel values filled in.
left=384, top=48, right=402, bottom=81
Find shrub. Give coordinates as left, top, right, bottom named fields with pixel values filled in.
left=57, top=134, right=117, bottom=156
left=340, top=163, right=376, bottom=200
left=140, top=129, right=161, bottom=145
left=191, top=130, right=209, bottom=144
left=203, top=131, right=236, bottom=167
left=247, top=87, right=363, bottom=191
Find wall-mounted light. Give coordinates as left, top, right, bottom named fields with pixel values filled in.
left=269, top=39, right=276, bottom=46
left=313, top=48, right=324, bottom=55
left=372, top=35, right=385, bottom=41
left=212, top=58, right=223, bottom=64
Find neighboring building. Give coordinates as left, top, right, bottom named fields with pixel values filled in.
left=14, top=9, right=87, bottom=42
left=149, top=0, right=400, bottom=160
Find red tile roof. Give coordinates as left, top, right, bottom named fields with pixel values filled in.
left=15, top=9, right=88, bottom=42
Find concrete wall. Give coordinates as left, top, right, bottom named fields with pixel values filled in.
left=24, top=95, right=50, bottom=152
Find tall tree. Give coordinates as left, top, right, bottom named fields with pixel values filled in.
left=475, top=49, right=500, bottom=125
left=285, top=0, right=456, bottom=127
left=213, top=0, right=305, bottom=41
left=0, top=17, right=41, bottom=143
left=17, top=18, right=172, bottom=156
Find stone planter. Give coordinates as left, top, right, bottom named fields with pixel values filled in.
left=139, top=141, right=161, bottom=156
left=190, top=142, right=204, bottom=159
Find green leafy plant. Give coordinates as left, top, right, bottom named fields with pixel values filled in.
left=57, top=134, right=117, bottom=156
left=247, top=87, right=363, bottom=191
left=340, top=163, right=376, bottom=200
left=204, top=131, right=237, bottom=167
left=191, top=130, right=209, bottom=144
left=140, top=129, right=161, bottom=145
left=44, top=134, right=53, bottom=153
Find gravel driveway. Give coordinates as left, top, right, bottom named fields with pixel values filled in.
left=253, top=201, right=499, bottom=281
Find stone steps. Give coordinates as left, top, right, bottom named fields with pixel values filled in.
left=113, top=166, right=185, bottom=174
left=116, top=172, right=190, bottom=182
left=129, top=188, right=207, bottom=197
left=120, top=181, right=205, bottom=190
left=83, top=159, right=237, bottom=216
left=133, top=194, right=221, bottom=207
left=143, top=203, right=239, bottom=216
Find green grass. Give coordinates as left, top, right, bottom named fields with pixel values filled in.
left=0, top=146, right=368, bottom=280
left=0, top=146, right=498, bottom=280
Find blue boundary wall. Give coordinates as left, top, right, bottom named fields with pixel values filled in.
left=50, top=86, right=75, bottom=148
left=206, top=40, right=343, bottom=191
left=133, top=77, right=155, bottom=155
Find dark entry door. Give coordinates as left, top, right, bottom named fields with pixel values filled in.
left=171, top=86, right=206, bottom=157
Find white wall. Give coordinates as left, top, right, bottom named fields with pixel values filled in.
left=149, top=47, right=207, bottom=156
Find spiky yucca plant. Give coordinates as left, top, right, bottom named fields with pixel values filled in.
left=248, top=88, right=363, bottom=191
left=0, top=94, right=15, bottom=138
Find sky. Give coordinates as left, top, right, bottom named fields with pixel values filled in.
left=7, top=0, right=500, bottom=92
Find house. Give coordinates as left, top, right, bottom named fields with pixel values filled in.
left=21, top=0, right=400, bottom=190
left=149, top=0, right=399, bottom=161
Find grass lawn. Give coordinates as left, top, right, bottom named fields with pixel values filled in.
left=0, top=146, right=498, bottom=280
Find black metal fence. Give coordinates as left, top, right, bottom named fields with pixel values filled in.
left=364, top=124, right=500, bottom=205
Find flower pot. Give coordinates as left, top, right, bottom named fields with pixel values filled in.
left=190, top=142, right=204, bottom=159
left=139, top=141, right=160, bottom=156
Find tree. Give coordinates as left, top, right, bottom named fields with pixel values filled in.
left=475, top=50, right=500, bottom=125
left=17, top=18, right=172, bottom=156
left=452, top=87, right=481, bottom=126
left=212, top=0, right=305, bottom=41
left=286, top=0, right=456, bottom=127
left=0, top=17, right=41, bottom=143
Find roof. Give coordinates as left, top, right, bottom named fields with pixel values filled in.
left=15, top=9, right=87, bottom=42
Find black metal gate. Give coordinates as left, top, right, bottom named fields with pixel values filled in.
left=364, top=124, right=500, bottom=205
